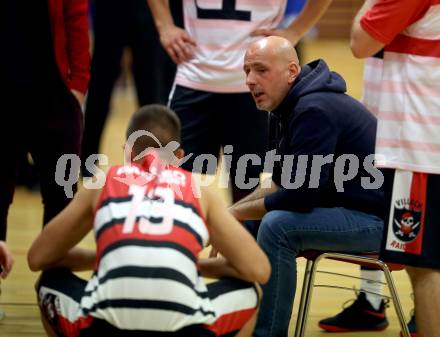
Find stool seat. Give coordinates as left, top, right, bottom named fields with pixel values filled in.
left=298, top=250, right=405, bottom=271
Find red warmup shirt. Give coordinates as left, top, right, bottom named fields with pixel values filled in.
left=48, top=0, right=90, bottom=94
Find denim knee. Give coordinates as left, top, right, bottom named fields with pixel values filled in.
left=258, top=210, right=304, bottom=254
left=259, top=212, right=284, bottom=242
left=259, top=211, right=300, bottom=247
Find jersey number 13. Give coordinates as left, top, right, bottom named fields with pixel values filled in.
left=123, top=185, right=175, bottom=235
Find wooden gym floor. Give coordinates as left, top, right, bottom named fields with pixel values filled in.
left=0, top=40, right=413, bottom=337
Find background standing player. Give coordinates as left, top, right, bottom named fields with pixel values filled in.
left=350, top=1, right=440, bottom=336
left=147, top=0, right=333, bottom=204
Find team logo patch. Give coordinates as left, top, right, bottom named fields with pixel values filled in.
left=40, top=292, right=61, bottom=327
left=392, top=199, right=422, bottom=243
left=385, top=171, right=426, bottom=254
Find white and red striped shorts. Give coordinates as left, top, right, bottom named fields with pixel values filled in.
left=37, top=269, right=259, bottom=337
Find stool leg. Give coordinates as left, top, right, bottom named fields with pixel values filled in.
left=294, top=259, right=313, bottom=337
left=298, top=257, right=321, bottom=337
left=382, top=265, right=411, bottom=337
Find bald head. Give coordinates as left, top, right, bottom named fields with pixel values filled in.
left=244, top=36, right=301, bottom=112
left=247, top=36, right=299, bottom=65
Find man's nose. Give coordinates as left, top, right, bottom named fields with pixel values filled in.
left=246, top=72, right=256, bottom=87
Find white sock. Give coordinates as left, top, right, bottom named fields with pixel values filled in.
left=360, top=269, right=385, bottom=310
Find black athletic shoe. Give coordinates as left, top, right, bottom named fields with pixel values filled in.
left=318, top=292, right=389, bottom=332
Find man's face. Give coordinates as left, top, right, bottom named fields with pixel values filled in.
left=243, top=48, right=294, bottom=112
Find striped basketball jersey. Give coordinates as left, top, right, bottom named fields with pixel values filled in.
left=175, top=0, right=287, bottom=93
left=78, top=156, right=215, bottom=331
left=362, top=50, right=384, bottom=116
left=361, top=0, right=440, bottom=174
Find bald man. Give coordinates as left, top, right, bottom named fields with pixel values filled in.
left=229, top=37, right=385, bottom=337
left=147, top=0, right=333, bottom=207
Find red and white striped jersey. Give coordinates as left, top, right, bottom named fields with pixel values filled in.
left=362, top=52, right=383, bottom=117
left=361, top=0, right=440, bottom=174
left=79, top=156, right=214, bottom=331
left=175, top=0, right=287, bottom=93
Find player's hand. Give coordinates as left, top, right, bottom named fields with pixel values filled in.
left=251, top=28, right=302, bottom=47
left=0, top=241, right=13, bottom=279
left=159, top=25, right=196, bottom=64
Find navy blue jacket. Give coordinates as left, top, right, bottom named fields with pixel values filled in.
left=264, top=59, right=384, bottom=219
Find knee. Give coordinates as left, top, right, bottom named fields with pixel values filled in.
left=258, top=212, right=284, bottom=244
left=258, top=211, right=298, bottom=248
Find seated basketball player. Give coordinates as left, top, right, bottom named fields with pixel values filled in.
left=27, top=104, right=270, bottom=337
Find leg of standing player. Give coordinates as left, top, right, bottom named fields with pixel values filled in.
left=407, top=267, right=440, bottom=337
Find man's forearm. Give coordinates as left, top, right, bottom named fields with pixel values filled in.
left=233, top=177, right=278, bottom=207
left=286, top=0, right=333, bottom=39
left=230, top=198, right=267, bottom=221
left=230, top=178, right=277, bottom=220
left=147, top=0, right=175, bottom=33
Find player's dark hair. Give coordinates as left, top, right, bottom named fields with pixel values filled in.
left=125, top=104, right=181, bottom=156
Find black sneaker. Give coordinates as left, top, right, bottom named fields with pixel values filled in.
left=400, top=311, right=417, bottom=337
left=318, top=292, right=389, bottom=332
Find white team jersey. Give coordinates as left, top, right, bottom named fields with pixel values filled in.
left=362, top=55, right=383, bottom=116
left=78, top=164, right=215, bottom=331
left=375, top=3, right=440, bottom=173
left=175, top=0, right=287, bottom=93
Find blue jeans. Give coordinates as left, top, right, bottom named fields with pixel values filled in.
left=254, top=207, right=384, bottom=337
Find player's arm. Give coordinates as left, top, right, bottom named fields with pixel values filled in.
left=49, top=247, right=96, bottom=272
left=27, top=188, right=98, bottom=272
left=229, top=177, right=279, bottom=221
left=147, top=0, right=196, bottom=64
left=199, top=186, right=271, bottom=284
left=199, top=257, right=252, bottom=281
left=350, top=0, right=384, bottom=58
left=351, top=0, right=427, bottom=58
left=252, top=0, right=333, bottom=46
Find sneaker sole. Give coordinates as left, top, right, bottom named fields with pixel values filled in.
left=318, top=322, right=389, bottom=332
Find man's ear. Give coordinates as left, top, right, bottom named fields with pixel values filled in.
left=175, top=148, right=185, bottom=160
left=288, top=62, right=300, bottom=84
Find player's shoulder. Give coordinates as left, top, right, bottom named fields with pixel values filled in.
left=198, top=183, right=229, bottom=217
